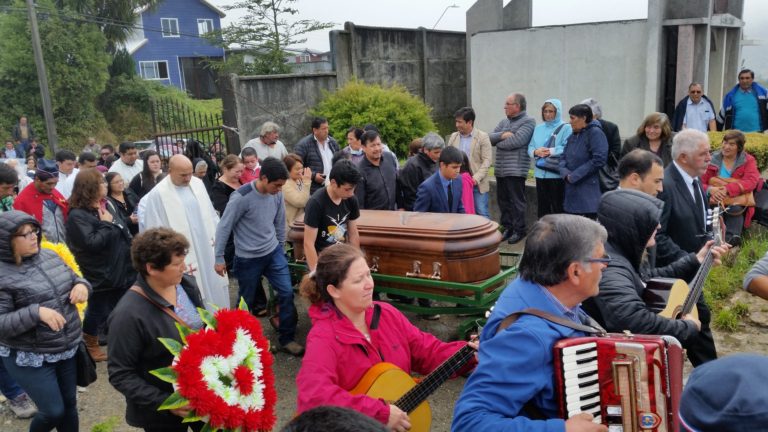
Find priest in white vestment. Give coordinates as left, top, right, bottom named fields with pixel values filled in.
left=138, top=155, right=230, bottom=311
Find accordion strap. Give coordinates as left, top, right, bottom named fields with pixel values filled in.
left=495, top=308, right=606, bottom=336
left=495, top=308, right=606, bottom=420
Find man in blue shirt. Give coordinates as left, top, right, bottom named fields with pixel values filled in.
left=452, top=214, right=608, bottom=432
left=717, top=69, right=768, bottom=132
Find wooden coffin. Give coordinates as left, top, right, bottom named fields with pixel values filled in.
left=288, top=210, right=503, bottom=292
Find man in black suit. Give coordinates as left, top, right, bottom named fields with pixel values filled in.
left=656, top=128, right=718, bottom=366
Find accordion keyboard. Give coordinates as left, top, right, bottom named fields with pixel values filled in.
left=561, top=342, right=602, bottom=422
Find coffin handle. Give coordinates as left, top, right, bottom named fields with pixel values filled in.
left=430, top=262, right=442, bottom=280
left=370, top=256, right=380, bottom=273
left=405, top=260, right=422, bottom=277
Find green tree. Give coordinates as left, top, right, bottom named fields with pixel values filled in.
left=0, top=0, right=111, bottom=148
left=311, top=79, right=437, bottom=157
left=54, top=0, right=159, bottom=52
left=210, top=0, right=334, bottom=75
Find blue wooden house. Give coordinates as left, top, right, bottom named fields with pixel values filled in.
left=125, top=0, right=225, bottom=98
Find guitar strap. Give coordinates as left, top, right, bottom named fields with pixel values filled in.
left=370, top=304, right=382, bottom=330
left=494, top=308, right=606, bottom=420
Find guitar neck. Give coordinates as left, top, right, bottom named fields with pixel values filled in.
left=681, top=250, right=714, bottom=316
left=395, top=345, right=475, bottom=413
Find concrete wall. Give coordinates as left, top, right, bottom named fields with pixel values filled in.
left=331, top=23, right=467, bottom=133
left=220, top=73, right=338, bottom=152
left=469, top=20, right=650, bottom=136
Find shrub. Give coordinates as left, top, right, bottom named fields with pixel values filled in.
left=708, top=131, right=768, bottom=172
left=311, top=79, right=437, bottom=157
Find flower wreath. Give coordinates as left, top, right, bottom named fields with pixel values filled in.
left=42, top=240, right=87, bottom=319
left=152, top=299, right=277, bottom=432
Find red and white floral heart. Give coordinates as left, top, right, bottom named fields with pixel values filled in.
left=156, top=307, right=277, bottom=432
left=198, top=328, right=267, bottom=410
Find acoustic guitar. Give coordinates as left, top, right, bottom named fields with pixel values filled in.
left=643, top=207, right=723, bottom=319
left=349, top=344, right=475, bottom=432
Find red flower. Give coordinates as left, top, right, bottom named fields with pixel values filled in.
left=170, top=309, right=277, bottom=431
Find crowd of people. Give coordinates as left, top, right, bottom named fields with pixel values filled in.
left=2, top=68, right=768, bottom=432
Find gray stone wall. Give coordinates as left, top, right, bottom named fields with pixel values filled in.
left=220, top=22, right=469, bottom=154
left=221, top=73, right=338, bottom=153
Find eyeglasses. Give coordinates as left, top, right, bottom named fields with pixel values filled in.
left=14, top=228, right=40, bottom=240
left=584, top=254, right=612, bottom=265
left=689, top=90, right=702, bottom=94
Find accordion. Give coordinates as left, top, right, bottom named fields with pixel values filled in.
left=553, top=334, right=684, bottom=432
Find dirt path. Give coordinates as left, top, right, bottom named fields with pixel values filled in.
left=3, top=277, right=768, bottom=431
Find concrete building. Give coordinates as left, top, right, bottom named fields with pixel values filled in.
left=466, top=0, right=745, bottom=135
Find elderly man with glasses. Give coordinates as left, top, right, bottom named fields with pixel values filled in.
left=672, top=82, right=717, bottom=132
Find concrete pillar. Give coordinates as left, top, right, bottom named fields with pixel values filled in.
left=466, top=0, right=503, bottom=104
left=675, top=25, right=696, bottom=103
left=502, top=0, right=532, bottom=30
left=643, top=0, right=665, bottom=113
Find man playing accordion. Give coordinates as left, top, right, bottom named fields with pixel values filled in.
left=453, top=214, right=608, bottom=432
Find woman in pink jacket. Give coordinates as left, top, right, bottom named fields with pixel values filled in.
left=296, top=244, right=477, bottom=432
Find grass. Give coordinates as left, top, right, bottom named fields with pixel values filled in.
left=704, top=227, right=768, bottom=331
left=91, top=416, right=120, bottom=432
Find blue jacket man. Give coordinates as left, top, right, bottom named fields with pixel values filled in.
left=414, top=146, right=465, bottom=214
left=717, top=69, right=768, bottom=132
left=452, top=214, right=609, bottom=432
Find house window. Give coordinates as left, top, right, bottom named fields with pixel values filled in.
left=300, top=54, right=310, bottom=63
left=161, top=18, right=179, bottom=37
left=140, top=61, right=169, bottom=80
left=197, top=19, right=214, bottom=35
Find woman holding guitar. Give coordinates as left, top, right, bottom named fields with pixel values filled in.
left=296, top=244, right=478, bottom=432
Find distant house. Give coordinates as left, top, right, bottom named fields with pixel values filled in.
left=124, top=0, right=225, bottom=99
left=285, top=49, right=333, bottom=73
left=225, top=47, right=333, bottom=74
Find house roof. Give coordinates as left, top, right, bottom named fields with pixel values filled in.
left=136, top=0, right=226, bottom=18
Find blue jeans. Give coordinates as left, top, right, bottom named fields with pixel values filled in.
left=234, top=246, right=297, bottom=345
left=2, top=355, right=78, bottom=432
left=0, top=360, right=24, bottom=399
left=473, top=187, right=489, bottom=218
left=82, top=289, right=124, bottom=335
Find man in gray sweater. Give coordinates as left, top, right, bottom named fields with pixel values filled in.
left=214, top=157, right=304, bottom=356
left=490, top=93, right=536, bottom=244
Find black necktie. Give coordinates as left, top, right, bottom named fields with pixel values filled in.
left=692, top=179, right=704, bottom=224
left=447, top=182, right=453, bottom=211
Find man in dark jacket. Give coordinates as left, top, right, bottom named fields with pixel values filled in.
left=672, top=83, right=716, bottom=132
left=491, top=93, right=535, bottom=244
left=581, top=98, right=621, bottom=168
left=354, top=130, right=399, bottom=210
left=583, top=189, right=726, bottom=366
left=398, top=132, right=444, bottom=211
left=294, top=117, right=340, bottom=195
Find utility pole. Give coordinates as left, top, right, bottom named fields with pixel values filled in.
left=26, top=0, right=58, bottom=153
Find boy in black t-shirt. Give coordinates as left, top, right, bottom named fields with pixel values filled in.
left=303, top=159, right=361, bottom=271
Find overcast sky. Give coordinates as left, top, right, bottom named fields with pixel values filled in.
left=209, top=0, right=768, bottom=75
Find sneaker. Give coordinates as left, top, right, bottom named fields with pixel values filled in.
left=419, top=313, right=441, bottom=321
left=7, top=393, right=36, bottom=419
left=281, top=341, right=305, bottom=357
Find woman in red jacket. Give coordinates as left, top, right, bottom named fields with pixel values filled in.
left=296, top=244, right=477, bottom=432
left=701, top=130, right=763, bottom=246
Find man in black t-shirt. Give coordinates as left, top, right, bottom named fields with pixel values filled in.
left=303, top=159, right=361, bottom=271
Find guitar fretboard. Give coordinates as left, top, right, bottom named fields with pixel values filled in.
left=395, top=345, right=475, bottom=413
